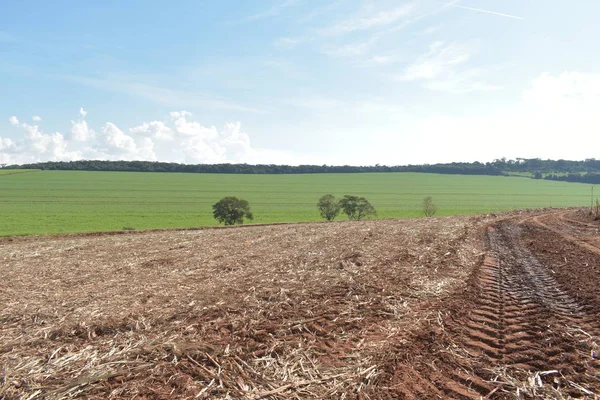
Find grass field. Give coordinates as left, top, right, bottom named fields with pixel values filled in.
left=0, top=170, right=594, bottom=236
left=0, top=169, right=40, bottom=176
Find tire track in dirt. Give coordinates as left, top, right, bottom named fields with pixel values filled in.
left=533, top=212, right=600, bottom=255
left=430, top=218, right=600, bottom=399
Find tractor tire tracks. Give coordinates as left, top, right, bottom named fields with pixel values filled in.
left=429, top=217, right=600, bottom=399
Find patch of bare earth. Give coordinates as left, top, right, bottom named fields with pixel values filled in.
left=3, top=209, right=599, bottom=400
left=379, top=210, right=600, bottom=400
left=0, top=215, right=491, bottom=399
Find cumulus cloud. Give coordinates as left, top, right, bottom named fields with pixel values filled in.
left=1, top=109, right=291, bottom=165
left=32, top=115, right=42, bottom=122
left=16, top=122, right=81, bottom=162
left=129, top=121, right=173, bottom=140
left=164, top=111, right=253, bottom=163
left=96, top=122, right=156, bottom=161
left=71, top=119, right=95, bottom=142
left=0, top=137, right=16, bottom=151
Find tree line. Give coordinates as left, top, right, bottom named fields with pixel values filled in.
left=3, top=158, right=600, bottom=183
left=1, top=160, right=502, bottom=175
left=541, top=173, right=600, bottom=184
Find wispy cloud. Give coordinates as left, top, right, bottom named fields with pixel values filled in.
left=452, top=5, right=523, bottom=20
left=274, top=36, right=306, bottom=49
left=282, top=95, right=342, bottom=110
left=321, top=38, right=376, bottom=57
left=400, top=41, right=471, bottom=81
left=423, top=23, right=443, bottom=35
left=63, top=75, right=265, bottom=113
left=398, top=41, right=500, bottom=92
left=242, top=0, right=299, bottom=22
left=322, top=3, right=415, bottom=35
left=297, top=0, right=347, bottom=23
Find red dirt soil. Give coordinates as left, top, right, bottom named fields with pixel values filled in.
left=1, top=209, right=599, bottom=399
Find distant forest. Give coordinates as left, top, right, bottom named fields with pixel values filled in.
left=3, top=158, right=600, bottom=184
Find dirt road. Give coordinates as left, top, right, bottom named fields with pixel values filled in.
left=387, top=211, right=600, bottom=399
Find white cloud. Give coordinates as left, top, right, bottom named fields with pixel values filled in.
left=64, top=76, right=264, bottom=113
left=0, top=137, right=16, bottom=151
left=19, top=122, right=81, bottom=162
left=423, top=24, right=443, bottom=35
left=250, top=0, right=297, bottom=20
left=3, top=72, right=597, bottom=168
left=1, top=109, right=299, bottom=165
left=166, top=112, right=253, bottom=163
left=71, top=119, right=95, bottom=142
left=400, top=41, right=470, bottom=80
left=101, top=123, right=138, bottom=153
left=283, top=96, right=342, bottom=109
left=321, top=39, right=375, bottom=56
left=274, top=36, right=305, bottom=48
left=79, top=107, right=88, bottom=117
left=398, top=41, right=499, bottom=92
left=324, top=4, right=414, bottom=35
left=372, top=55, right=391, bottom=64
left=169, top=111, right=192, bottom=119
left=129, top=121, right=173, bottom=140
left=32, top=115, right=42, bottom=122
left=403, top=71, right=600, bottom=162
left=522, top=71, right=600, bottom=111
left=9, top=116, right=19, bottom=126
left=424, top=72, right=502, bottom=93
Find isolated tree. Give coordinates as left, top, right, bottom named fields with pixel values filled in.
left=317, top=194, right=341, bottom=221
left=422, top=196, right=437, bottom=217
left=339, top=195, right=376, bottom=220
left=212, top=197, right=254, bottom=226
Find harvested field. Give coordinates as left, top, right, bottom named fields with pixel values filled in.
left=1, top=209, right=599, bottom=399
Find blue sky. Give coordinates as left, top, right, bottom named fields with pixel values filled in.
left=1, top=0, right=599, bottom=165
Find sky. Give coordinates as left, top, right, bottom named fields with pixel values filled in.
left=1, top=0, right=599, bottom=166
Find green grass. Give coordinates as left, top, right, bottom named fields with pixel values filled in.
left=0, top=170, right=594, bottom=236
left=0, top=169, right=40, bottom=176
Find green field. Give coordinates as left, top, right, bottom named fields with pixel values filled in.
left=0, top=170, right=594, bottom=236
left=0, top=169, right=40, bottom=176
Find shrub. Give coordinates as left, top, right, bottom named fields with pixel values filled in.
left=423, top=196, right=437, bottom=217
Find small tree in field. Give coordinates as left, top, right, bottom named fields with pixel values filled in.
left=212, top=197, right=254, bottom=225
left=422, top=196, right=437, bottom=217
left=317, top=194, right=341, bottom=221
left=339, top=195, right=376, bottom=220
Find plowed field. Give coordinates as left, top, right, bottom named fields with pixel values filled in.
left=1, top=209, right=599, bottom=399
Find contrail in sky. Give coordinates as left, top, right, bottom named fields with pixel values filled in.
left=453, top=4, right=524, bottom=20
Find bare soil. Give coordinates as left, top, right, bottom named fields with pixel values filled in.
left=1, top=209, right=599, bottom=399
